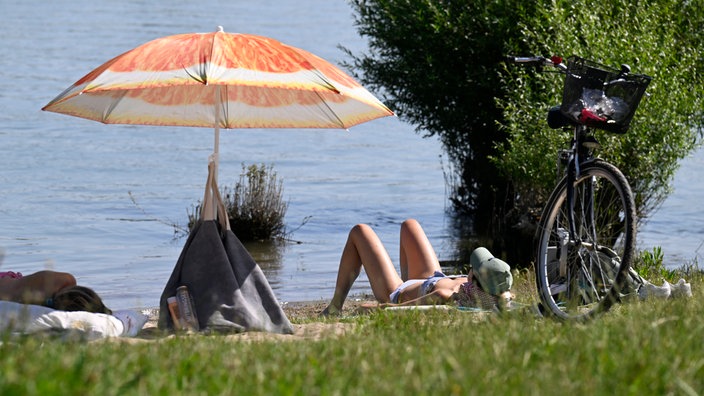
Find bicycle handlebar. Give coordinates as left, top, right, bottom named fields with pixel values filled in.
left=505, top=55, right=567, bottom=71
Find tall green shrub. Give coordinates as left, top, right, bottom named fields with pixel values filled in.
left=346, top=0, right=703, bottom=263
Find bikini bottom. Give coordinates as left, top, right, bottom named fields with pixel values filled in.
left=388, top=271, right=447, bottom=303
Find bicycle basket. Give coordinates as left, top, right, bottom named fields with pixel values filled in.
left=560, top=56, right=652, bottom=134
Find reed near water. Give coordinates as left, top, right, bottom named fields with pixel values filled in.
left=188, top=163, right=288, bottom=241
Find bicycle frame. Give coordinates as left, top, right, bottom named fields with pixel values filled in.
left=565, top=124, right=597, bottom=246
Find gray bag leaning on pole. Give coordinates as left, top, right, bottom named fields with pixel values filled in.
left=158, top=160, right=293, bottom=334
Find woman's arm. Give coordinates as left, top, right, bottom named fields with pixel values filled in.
left=0, top=271, right=76, bottom=305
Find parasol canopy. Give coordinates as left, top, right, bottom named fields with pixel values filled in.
left=42, top=26, right=394, bottom=178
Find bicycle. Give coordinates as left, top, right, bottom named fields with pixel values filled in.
left=506, top=55, right=652, bottom=320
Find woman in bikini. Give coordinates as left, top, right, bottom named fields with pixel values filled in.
left=321, top=219, right=513, bottom=315
left=0, top=270, right=111, bottom=314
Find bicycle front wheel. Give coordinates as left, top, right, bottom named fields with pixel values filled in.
left=535, top=160, right=636, bottom=320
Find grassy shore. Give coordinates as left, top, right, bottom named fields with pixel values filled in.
left=1, top=272, right=703, bottom=395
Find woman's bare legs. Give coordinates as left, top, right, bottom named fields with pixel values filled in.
left=322, top=224, right=403, bottom=315
left=0, top=270, right=76, bottom=305
left=399, top=219, right=441, bottom=281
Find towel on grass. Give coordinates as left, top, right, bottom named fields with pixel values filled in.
left=0, top=301, right=147, bottom=340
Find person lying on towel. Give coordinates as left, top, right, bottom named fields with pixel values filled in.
left=0, top=270, right=111, bottom=314
left=321, top=219, right=513, bottom=315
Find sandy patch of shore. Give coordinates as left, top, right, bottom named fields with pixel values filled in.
left=119, top=298, right=376, bottom=343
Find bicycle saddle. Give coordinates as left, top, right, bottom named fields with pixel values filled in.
left=547, top=105, right=572, bottom=129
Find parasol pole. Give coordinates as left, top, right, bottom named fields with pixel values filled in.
left=212, top=27, right=224, bottom=186
left=214, top=85, right=222, bottom=181
left=211, top=85, right=222, bottom=220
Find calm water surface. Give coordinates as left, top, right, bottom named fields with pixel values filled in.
left=0, top=1, right=699, bottom=309
left=0, top=0, right=453, bottom=309
left=639, top=146, right=704, bottom=266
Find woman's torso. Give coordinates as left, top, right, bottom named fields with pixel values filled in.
left=398, top=276, right=468, bottom=302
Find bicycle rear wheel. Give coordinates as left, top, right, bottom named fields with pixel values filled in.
left=535, top=160, right=636, bottom=320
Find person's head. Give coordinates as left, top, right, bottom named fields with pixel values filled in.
left=49, top=285, right=112, bottom=315
left=470, top=247, right=512, bottom=293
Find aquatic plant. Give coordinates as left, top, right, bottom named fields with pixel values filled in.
left=189, top=163, right=288, bottom=241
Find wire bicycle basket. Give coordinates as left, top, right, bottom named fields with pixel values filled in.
left=560, top=56, right=652, bottom=134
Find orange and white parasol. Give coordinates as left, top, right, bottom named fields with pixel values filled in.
left=43, top=26, right=393, bottom=179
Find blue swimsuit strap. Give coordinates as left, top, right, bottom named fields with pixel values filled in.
left=421, top=271, right=447, bottom=295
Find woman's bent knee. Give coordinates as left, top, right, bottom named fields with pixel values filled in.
left=401, top=218, right=420, bottom=231
left=349, top=223, right=373, bottom=237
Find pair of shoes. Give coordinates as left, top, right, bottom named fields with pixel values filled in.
left=670, top=278, right=693, bottom=298
left=638, top=280, right=671, bottom=300
left=637, top=279, right=694, bottom=300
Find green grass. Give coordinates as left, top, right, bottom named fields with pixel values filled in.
left=2, top=279, right=703, bottom=395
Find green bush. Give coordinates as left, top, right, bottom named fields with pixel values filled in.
left=344, top=0, right=526, bottom=248
left=189, top=163, right=288, bottom=241
left=346, top=0, right=704, bottom=264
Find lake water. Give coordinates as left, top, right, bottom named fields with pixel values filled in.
left=0, top=0, right=700, bottom=310
left=638, top=147, right=704, bottom=266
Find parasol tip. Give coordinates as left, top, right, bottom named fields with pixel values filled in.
left=216, top=26, right=224, bottom=32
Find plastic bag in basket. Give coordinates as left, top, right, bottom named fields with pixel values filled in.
left=567, top=88, right=630, bottom=126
